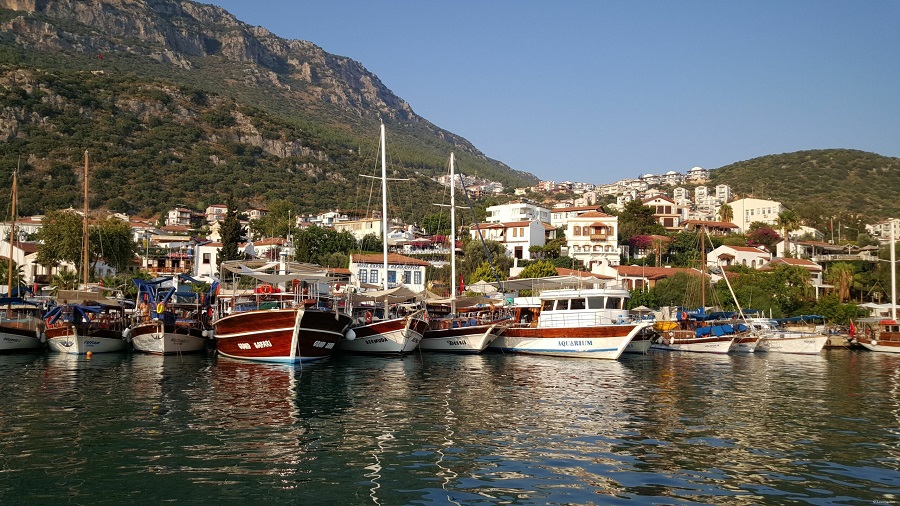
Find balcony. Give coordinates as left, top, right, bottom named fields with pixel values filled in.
left=589, top=233, right=609, bottom=241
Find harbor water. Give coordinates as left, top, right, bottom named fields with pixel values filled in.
left=1, top=349, right=898, bottom=504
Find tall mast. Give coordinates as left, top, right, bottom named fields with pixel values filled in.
left=380, top=123, right=388, bottom=291
left=82, top=150, right=89, bottom=288
left=700, top=225, right=706, bottom=309
left=7, top=163, right=17, bottom=298
left=450, top=152, right=457, bottom=314
left=891, top=220, right=897, bottom=321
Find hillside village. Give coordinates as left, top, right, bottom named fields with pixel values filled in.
left=1, top=164, right=897, bottom=301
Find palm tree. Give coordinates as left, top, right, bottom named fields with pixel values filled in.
left=0, top=260, right=25, bottom=296
left=776, top=210, right=801, bottom=257
left=50, top=268, right=79, bottom=295
left=826, top=262, right=856, bottom=302
left=718, top=204, right=733, bottom=223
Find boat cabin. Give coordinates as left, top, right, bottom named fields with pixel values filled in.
left=513, top=288, right=632, bottom=328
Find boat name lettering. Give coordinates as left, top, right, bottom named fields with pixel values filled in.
left=237, top=343, right=251, bottom=350
left=253, top=340, right=273, bottom=349
left=365, top=337, right=387, bottom=344
left=446, top=339, right=468, bottom=346
left=560, top=340, right=592, bottom=346
left=84, top=341, right=100, bottom=345
left=313, top=340, right=329, bottom=348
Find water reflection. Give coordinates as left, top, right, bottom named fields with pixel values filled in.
left=1, top=351, right=900, bottom=503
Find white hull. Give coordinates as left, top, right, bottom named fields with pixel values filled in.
left=47, top=334, right=128, bottom=354
left=858, top=341, right=900, bottom=353
left=131, top=331, right=209, bottom=355
left=651, top=337, right=735, bottom=354
left=0, top=330, right=43, bottom=351
left=491, top=334, right=633, bottom=359
left=730, top=337, right=760, bottom=353
left=339, top=317, right=425, bottom=355
left=419, top=323, right=502, bottom=353
left=757, top=335, right=827, bottom=354
left=624, top=336, right=653, bottom=354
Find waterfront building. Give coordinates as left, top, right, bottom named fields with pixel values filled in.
left=729, top=197, right=785, bottom=233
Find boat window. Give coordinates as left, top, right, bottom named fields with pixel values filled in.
left=542, top=299, right=555, bottom=311
left=606, top=297, right=622, bottom=309
left=587, top=297, right=605, bottom=309
left=569, top=298, right=586, bottom=310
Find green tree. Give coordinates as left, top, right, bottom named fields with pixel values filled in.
left=775, top=210, right=801, bottom=257
left=294, top=226, right=356, bottom=265
left=50, top=267, right=79, bottom=293
left=421, top=212, right=451, bottom=236
left=217, top=204, right=245, bottom=270
left=518, top=259, right=558, bottom=279
left=826, top=262, right=856, bottom=302
left=248, top=200, right=294, bottom=239
left=617, top=200, right=665, bottom=243
left=90, top=216, right=136, bottom=272
left=36, top=210, right=85, bottom=276
left=718, top=204, right=734, bottom=223
left=0, top=259, right=25, bottom=295
left=358, top=233, right=382, bottom=253
left=459, top=239, right=511, bottom=283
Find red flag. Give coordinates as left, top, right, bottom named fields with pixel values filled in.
left=98, top=53, right=103, bottom=60
left=458, top=274, right=465, bottom=295
left=849, top=320, right=856, bottom=338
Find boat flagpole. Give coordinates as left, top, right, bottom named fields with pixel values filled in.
left=891, top=220, right=897, bottom=321
left=450, top=152, right=456, bottom=315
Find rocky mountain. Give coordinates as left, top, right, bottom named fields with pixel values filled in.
left=0, top=0, right=538, bottom=219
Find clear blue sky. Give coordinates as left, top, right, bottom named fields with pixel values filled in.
left=207, top=1, right=899, bottom=185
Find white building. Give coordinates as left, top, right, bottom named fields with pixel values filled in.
left=729, top=198, right=784, bottom=233
left=562, top=211, right=620, bottom=271
left=469, top=220, right=551, bottom=260
left=707, top=244, right=772, bottom=270
left=349, top=253, right=429, bottom=292
left=485, top=200, right=550, bottom=225
left=334, top=218, right=383, bottom=242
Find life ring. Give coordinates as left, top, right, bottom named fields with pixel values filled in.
left=423, top=311, right=430, bottom=323
left=259, top=284, right=274, bottom=294
left=156, top=302, right=165, bottom=314
left=364, top=311, right=373, bottom=324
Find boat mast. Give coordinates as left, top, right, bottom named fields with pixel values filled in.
left=450, top=152, right=457, bottom=315
left=892, top=221, right=897, bottom=321
left=82, top=150, right=89, bottom=289
left=7, top=164, right=17, bottom=299
left=700, top=225, right=706, bottom=310
left=380, top=123, right=388, bottom=293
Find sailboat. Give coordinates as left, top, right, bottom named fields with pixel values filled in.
left=338, top=123, right=428, bottom=355
left=650, top=226, right=738, bottom=354
left=44, top=151, right=130, bottom=354
left=0, top=166, right=44, bottom=351
left=853, top=221, right=900, bottom=353
left=419, top=152, right=508, bottom=353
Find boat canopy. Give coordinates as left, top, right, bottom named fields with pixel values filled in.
left=349, top=285, right=422, bottom=304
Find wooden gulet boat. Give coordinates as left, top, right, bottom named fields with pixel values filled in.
left=212, top=260, right=352, bottom=363
left=337, top=123, right=427, bottom=356
left=44, top=151, right=129, bottom=355
left=490, top=288, right=650, bottom=360
left=419, top=152, right=508, bottom=353
left=0, top=167, right=44, bottom=352
left=126, top=276, right=216, bottom=355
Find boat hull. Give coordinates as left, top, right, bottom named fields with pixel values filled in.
left=624, top=334, right=653, bottom=354
left=651, top=335, right=735, bottom=354
left=0, top=325, right=43, bottom=351
left=490, top=323, right=646, bottom=360
left=214, top=308, right=349, bottom=363
left=420, top=321, right=504, bottom=353
left=339, top=317, right=428, bottom=355
left=45, top=325, right=128, bottom=354
left=729, top=336, right=760, bottom=353
left=757, top=335, right=827, bottom=354
left=130, top=322, right=210, bottom=355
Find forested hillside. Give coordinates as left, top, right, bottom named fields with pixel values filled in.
left=0, top=0, right=538, bottom=220
left=709, top=149, right=900, bottom=228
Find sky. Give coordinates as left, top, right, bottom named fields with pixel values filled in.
left=206, top=1, right=900, bottom=185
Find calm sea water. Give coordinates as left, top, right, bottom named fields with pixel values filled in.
left=1, top=349, right=898, bottom=505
